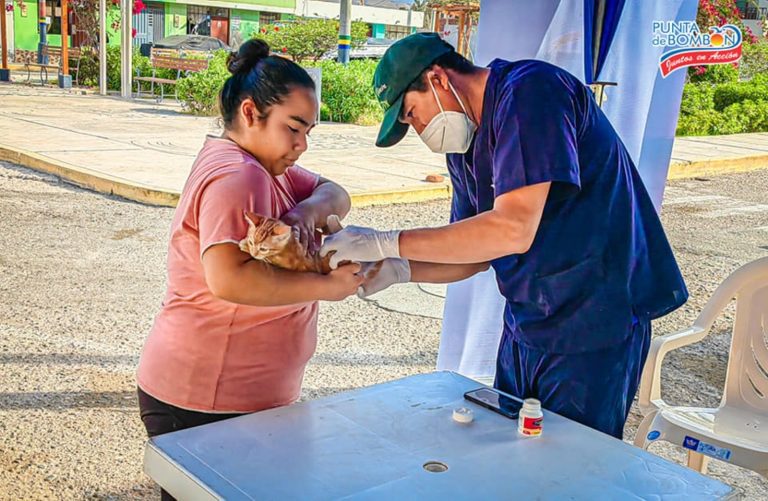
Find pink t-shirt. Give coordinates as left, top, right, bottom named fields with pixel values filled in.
left=137, top=136, right=320, bottom=413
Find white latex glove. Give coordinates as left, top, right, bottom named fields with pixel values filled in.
left=320, top=226, right=401, bottom=269
left=357, top=258, right=411, bottom=298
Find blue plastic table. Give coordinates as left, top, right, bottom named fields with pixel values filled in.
left=143, top=372, right=735, bottom=500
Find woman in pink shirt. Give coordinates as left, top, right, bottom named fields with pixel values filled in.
left=136, top=39, right=362, bottom=466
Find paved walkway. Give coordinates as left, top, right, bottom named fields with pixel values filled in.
left=1, top=83, right=768, bottom=206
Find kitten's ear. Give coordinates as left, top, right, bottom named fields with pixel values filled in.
left=244, top=211, right=262, bottom=229
left=272, top=221, right=292, bottom=235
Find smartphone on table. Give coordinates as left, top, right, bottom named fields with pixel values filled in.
left=464, top=387, right=523, bottom=419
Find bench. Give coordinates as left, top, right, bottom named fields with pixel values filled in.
left=135, top=48, right=209, bottom=102
left=20, top=45, right=82, bottom=85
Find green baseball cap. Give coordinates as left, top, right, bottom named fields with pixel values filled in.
left=373, top=32, right=454, bottom=147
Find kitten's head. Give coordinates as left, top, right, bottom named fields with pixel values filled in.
left=239, top=212, right=294, bottom=260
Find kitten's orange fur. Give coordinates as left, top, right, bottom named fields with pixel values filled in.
left=238, top=212, right=384, bottom=283
left=239, top=212, right=332, bottom=273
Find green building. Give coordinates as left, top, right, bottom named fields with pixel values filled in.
left=9, top=0, right=423, bottom=53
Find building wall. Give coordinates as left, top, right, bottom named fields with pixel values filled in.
left=13, top=2, right=75, bottom=52
left=234, top=0, right=295, bottom=8
left=13, top=2, right=39, bottom=51
left=165, top=3, right=188, bottom=37
left=300, top=0, right=423, bottom=28
left=13, top=0, right=418, bottom=53
left=230, top=9, right=260, bottom=48
left=371, top=23, right=386, bottom=38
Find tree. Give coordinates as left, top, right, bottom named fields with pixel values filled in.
left=254, top=17, right=368, bottom=63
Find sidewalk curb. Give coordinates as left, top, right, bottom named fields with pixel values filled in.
left=351, top=184, right=452, bottom=206
left=0, top=144, right=452, bottom=208
left=2, top=143, right=766, bottom=208
left=0, top=146, right=180, bottom=207
left=668, top=155, right=768, bottom=179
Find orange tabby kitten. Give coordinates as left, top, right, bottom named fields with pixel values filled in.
left=238, top=212, right=384, bottom=283
left=239, top=211, right=332, bottom=273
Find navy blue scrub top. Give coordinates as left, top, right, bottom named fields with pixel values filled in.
left=447, top=59, right=688, bottom=354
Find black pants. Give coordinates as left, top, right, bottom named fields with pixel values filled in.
left=137, top=387, right=243, bottom=500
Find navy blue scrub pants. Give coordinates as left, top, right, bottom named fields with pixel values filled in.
left=494, top=318, right=651, bottom=439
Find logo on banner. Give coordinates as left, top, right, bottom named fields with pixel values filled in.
left=652, top=21, right=742, bottom=78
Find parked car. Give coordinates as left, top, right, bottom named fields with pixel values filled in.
left=140, top=35, right=230, bottom=57
left=323, top=37, right=395, bottom=60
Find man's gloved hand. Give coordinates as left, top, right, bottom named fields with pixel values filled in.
left=357, top=258, right=411, bottom=298
left=320, top=226, right=401, bottom=269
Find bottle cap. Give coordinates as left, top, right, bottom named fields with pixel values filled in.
left=522, top=398, right=541, bottom=411
left=452, top=407, right=474, bottom=424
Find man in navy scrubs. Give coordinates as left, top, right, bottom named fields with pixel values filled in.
left=321, top=33, right=688, bottom=438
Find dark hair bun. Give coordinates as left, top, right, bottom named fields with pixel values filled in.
left=227, top=39, right=270, bottom=75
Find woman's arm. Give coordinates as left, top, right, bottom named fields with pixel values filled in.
left=202, top=243, right=362, bottom=306
left=282, top=178, right=351, bottom=252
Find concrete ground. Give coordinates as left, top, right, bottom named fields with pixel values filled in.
left=1, top=160, right=767, bottom=499
left=2, top=84, right=768, bottom=206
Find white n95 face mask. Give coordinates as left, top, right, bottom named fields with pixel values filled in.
left=419, top=79, right=477, bottom=154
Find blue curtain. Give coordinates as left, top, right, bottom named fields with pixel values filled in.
left=585, top=0, right=627, bottom=82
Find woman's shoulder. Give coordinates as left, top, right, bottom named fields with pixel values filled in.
left=191, top=140, right=270, bottom=185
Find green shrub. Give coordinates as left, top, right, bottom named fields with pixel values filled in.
left=676, top=108, right=723, bottom=136
left=677, top=98, right=768, bottom=136
left=310, top=59, right=382, bottom=125
left=688, top=62, right=739, bottom=84
left=740, top=41, right=768, bottom=81
left=679, top=83, right=715, bottom=116
left=722, top=99, right=768, bottom=133
left=174, top=51, right=382, bottom=124
left=176, top=50, right=230, bottom=115
left=712, top=80, right=768, bottom=110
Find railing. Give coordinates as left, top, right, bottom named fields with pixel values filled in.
left=742, top=4, right=768, bottom=20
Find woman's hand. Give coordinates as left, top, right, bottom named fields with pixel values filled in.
left=321, top=262, right=364, bottom=301
left=281, top=205, right=318, bottom=255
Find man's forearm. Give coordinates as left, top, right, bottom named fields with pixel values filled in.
left=398, top=210, right=534, bottom=264
left=409, top=261, right=489, bottom=283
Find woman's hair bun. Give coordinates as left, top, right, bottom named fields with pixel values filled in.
left=227, top=39, right=271, bottom=75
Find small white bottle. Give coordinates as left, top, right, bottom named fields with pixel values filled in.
left=518, top=398, right=543, bottom=437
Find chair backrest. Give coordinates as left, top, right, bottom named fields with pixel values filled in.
left=150, top=48, right=180, bottom=60
left=150, top=48, right=209, bottom=73
left=725, top=259, right=768, bottom=413
left=698, top=257, right=768, bottom=413
left=41, top=46, right=62, bottom=65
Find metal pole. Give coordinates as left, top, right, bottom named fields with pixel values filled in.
left=0, top=0, right=10, bottom=81
left=337, top=0, right=351, bottom=65
left=38, top=0, right=47, bottom=64
left=59, top=0, right=71, bottom=87
left=99, top=0, right=107, bottom=94
left=120, top=0, right=132, bottom=98
left=457, top=11, right=465, bottom=56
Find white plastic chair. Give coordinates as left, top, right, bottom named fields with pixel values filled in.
left=634, top=256, right=768, bottom=477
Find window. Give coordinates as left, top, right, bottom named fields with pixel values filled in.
left=188, top=6, right=229, bottom=36
left=260, top=12, right=281, bottom=26
left=42, top=1, right=63, bottom=36
left=385, top=24, right=411, bottom=40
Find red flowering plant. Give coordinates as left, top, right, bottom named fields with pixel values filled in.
left=691, top=0, right=767, bottom=82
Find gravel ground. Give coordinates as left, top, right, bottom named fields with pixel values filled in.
left=1, top=161, right=767, bottom=499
